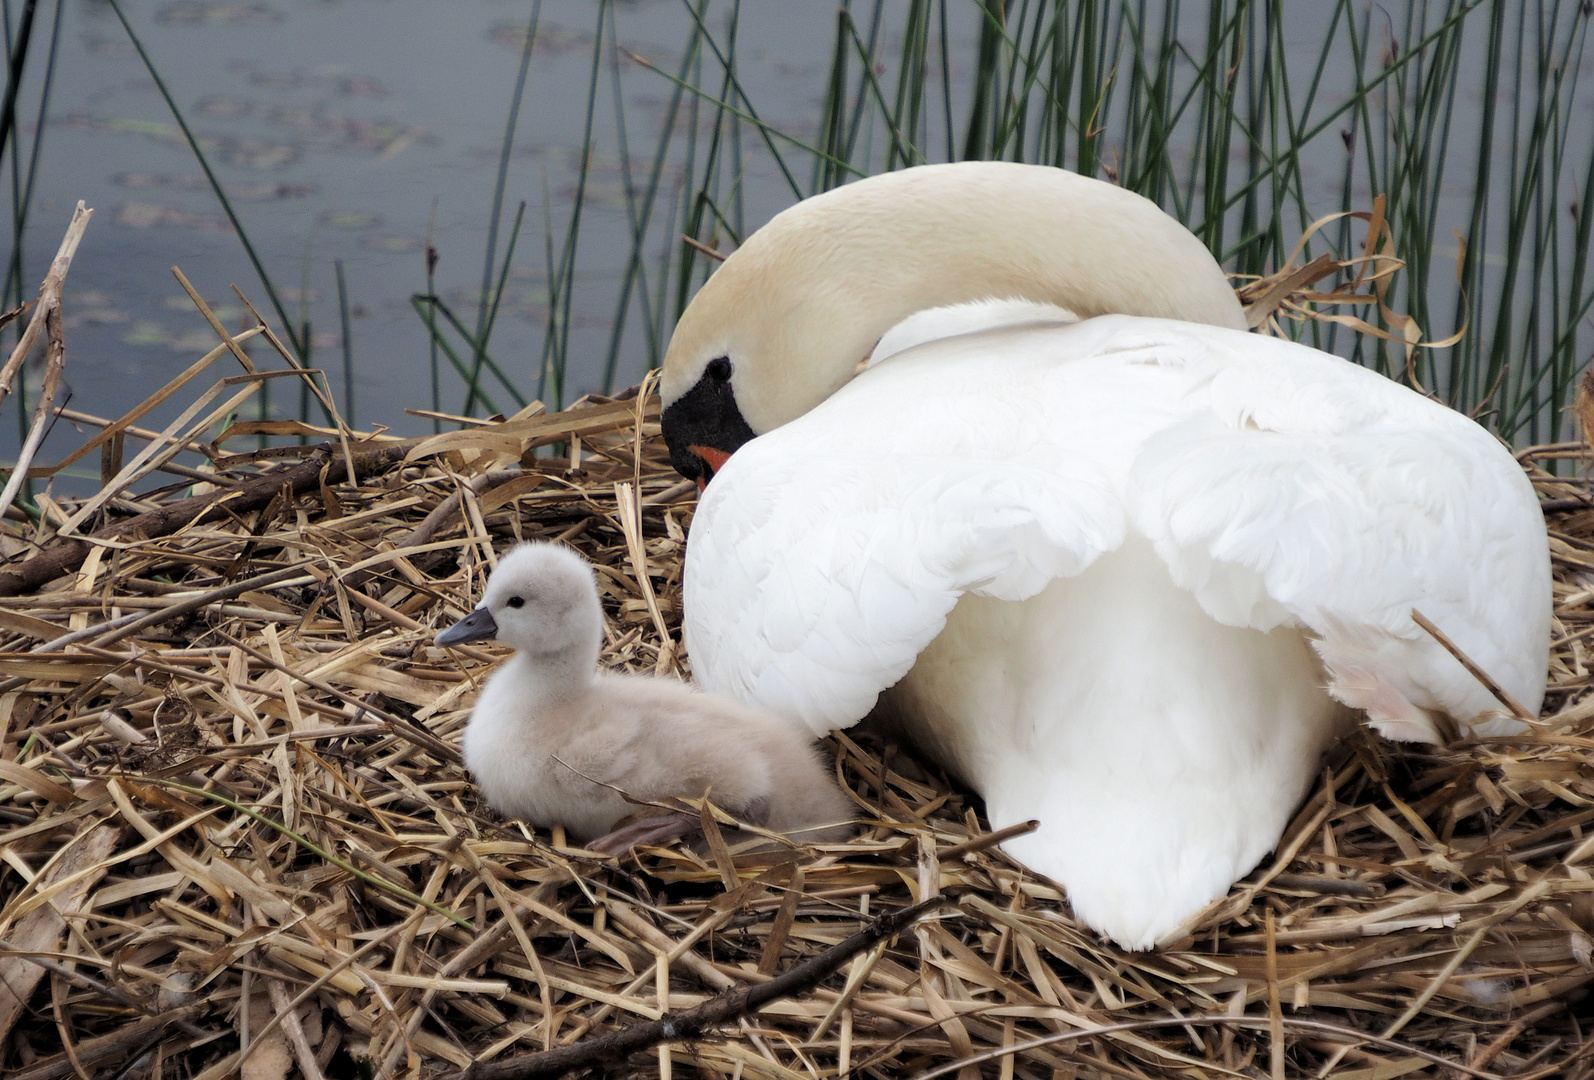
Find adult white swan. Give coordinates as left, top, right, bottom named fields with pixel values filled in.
left=659, top=162, right=1550, bottom=949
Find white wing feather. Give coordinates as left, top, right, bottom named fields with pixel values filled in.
left=688, top=315, right=1138, bottom=732
left=1119, top=324, right=1549, bottom=730
left=685, top=311, right=1550, bottom=739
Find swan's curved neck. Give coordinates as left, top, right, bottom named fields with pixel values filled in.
left=662, top=163, right=1246, bottom=434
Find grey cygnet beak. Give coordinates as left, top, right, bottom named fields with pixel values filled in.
left=437, top=606, right=498, bottom=646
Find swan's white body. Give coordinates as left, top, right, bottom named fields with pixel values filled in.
left=683, top=304, right=1550, bottom=947
left=660, top=162, right=1550, bottom=949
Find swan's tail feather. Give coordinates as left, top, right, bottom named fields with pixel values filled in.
left=1313, top=636, right=1452, bottom=744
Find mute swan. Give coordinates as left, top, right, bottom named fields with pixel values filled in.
left=438, top=542, right=855, bottom=851
left=659, top=162, right=1551, bottom=949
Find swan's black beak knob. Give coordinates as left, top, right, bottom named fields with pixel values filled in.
left=661, top=357, right=756, bottom=489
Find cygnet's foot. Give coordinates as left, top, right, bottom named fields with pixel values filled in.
left=586, top=812, right=701, bottom=855
left=585, top=796, right=773, bottom=855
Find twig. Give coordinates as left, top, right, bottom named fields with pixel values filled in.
left=438, top=897, right=950, bottom=1080
left=0, top=564, right=322, bottom=695
left=0, top=303, right=29, bottom=337
left=25, top=612, right=144, bottom=654
left=1411, top=608, right=1537, bottom=720
left=1539, top=496, right=1594, bottom=513
left=8, top=1005, right=206, bottom=1080
left=680, top=234, right=727, bottom=262
left=1266, top=873, right=1383, bottom=897
left=1469, top=999, right=1569, bottom=1073
left=642, top=480, right=696, bottom=506
left=0, top=203, right=94, bottom=521
left=39, top=562, right=312, bottom=652
left=937, top=819, right=1037, bottom=859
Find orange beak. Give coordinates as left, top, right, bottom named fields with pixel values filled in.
left=688, top=445, right=735, bottom=492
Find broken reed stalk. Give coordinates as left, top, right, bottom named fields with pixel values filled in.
left=0, top=202, right=93, bottom=520
left=1412, top=608, right=1538, bottom=721
left=0, top=305, right=65, bottom=522
left=0, top=201, right=91, bottom=404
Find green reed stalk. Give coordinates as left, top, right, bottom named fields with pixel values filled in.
left=473, top=0, right=541, bottom=414
left=104, top=0, right=307, bottom=365
left=335, top=259, right=354, bottom=428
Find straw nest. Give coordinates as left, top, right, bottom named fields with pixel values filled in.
left=0, top=384, right=1589, bottom=1080
left=2, top=246, right=1593, bottom=1080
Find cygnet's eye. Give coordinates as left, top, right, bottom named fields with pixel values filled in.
left=705, top=356, right=732, bottom=382
left=506, top=596, right=525, bottom=609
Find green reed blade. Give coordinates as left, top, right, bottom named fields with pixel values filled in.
left=104, top=0, right=306, bottom=363
left=335, top=259, right=354, bottom=428
left=475, top=0, right=541, bottom=398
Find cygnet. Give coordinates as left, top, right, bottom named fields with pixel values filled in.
left=437, top=541, right=855, bottom=852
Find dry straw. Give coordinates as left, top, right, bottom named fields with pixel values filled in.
left=0, top=223, right=1591, bottom=1080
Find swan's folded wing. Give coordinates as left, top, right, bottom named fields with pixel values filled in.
left=1125, top=326, right=1551, bottom=731
left=683, top=334, right=1132, bottom=735
left=685, top=313, right=1551, bottom=740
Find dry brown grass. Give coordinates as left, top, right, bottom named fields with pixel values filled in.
left=0, top=394, right=1589, bottom=1080
left=0, top=243, right=1591, bottom=1079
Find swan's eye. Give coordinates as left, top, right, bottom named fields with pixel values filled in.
left=506, top=596, right=525, bottom=609
left=705, top=356, right=732, bottom=382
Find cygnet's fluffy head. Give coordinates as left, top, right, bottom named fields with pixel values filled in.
left=436, top=543, right=603, bottom=659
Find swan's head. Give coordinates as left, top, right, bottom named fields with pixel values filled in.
left=436, top=542, right=602, bottom=660
left=660, top=161, right=1246, bottom=486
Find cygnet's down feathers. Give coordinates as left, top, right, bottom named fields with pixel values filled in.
left=443, top=542, right=854, bottom=848
left=463, top=663, right=855, bottom=845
